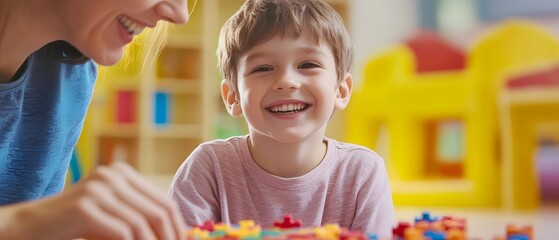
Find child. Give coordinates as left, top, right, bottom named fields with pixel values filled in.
left=169, top=0, right=395, bottom=238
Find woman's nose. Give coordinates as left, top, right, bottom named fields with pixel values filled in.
left=154, top=0, right=190, bottom=24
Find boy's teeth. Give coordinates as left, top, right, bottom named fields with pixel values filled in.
left=118, top=15, right=145, bottom=35
left=270, top=103, right=307, bottom=113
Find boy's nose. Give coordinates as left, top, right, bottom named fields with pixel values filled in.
left=155, top=0, right=190, bottom=24
left=274, top=71, right=301, bottom=90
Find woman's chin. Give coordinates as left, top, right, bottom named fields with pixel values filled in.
left=91, top=50, right=124, bottom=66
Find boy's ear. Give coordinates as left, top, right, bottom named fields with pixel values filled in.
left=334, top=72, right=353, bottom=110
left=221, top=79, right=243, bottom=117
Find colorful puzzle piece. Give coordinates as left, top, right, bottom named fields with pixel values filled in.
left=273, top=214, right=302, bottom=229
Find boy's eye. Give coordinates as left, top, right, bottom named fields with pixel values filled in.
left=251, top=66, right=273, bottom=73
left=299, top=62, right=320, bottom=69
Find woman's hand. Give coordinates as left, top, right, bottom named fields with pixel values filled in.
left=0, top=161, right=186, bottom=240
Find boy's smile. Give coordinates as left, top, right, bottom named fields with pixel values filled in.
left=265, top=101, right=312, bottom=119
left=229, top=31, right=351, bottom=144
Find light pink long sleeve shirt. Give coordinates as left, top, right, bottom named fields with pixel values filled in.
left=169, top=135, right=395, bottom=238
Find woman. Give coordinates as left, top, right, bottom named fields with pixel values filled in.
left=0, top=0, right=191, bottom=239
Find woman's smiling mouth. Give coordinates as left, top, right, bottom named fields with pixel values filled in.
left=117, top=15, right=146, bottom=35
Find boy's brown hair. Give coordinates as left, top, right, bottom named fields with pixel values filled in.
left=217, top=0, right=353, bottom=93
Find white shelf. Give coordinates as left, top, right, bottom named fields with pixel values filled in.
left=157, top=78, right=201, bottom=94
left=152, top=124, right=202, bottom=139
left=100, top=124, right=139, bottom=138
left=165, top=35, right=203, bottom=48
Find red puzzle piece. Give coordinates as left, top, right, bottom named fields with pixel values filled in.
left=274, top=214, right=302, bottom=229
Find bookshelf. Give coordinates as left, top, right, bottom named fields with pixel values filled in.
left=85, top=0, right=350, bottom=176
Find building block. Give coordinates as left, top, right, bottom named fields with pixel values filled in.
left=441, top=216, right=466, bottom=231
left=196, top=220, right=215, bottom=232
left=415, top=211, right=439, bottom=223
left=506, top=224, right=533, bottom=240
left=424, top=230, right=446, bottom=240
left=507, top=234, right=530, bottom=240
left=393, top=221, right=411, bottom=238
left=273, top=214, right=302, bottom=229
left=367, top=233, right=379, bottom=240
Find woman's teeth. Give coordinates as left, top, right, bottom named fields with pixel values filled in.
left=118, top=15, right=145, bottom=35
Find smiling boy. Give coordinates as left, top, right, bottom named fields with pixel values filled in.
left=169, top=0, right=395, bottom=238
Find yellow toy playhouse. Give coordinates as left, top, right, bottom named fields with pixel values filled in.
left=347, top=20, right=559, bottom=208
left=499, top=59, right=559, bottom=209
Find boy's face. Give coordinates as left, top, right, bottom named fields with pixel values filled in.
left=222, top=32, right=352, bottom=143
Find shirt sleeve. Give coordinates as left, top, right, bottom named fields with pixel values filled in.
left=168, top=146, right=221, bottom=227
left=351, top=152, right=396, bottom=239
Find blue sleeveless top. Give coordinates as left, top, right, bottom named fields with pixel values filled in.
left=0, top=44, right=97, bottom=205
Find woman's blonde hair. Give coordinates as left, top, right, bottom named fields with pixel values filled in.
left=142, top=21, right=171, bottom=68
left=217, top=0, right=353, bottom=93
